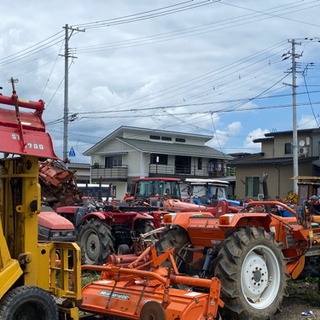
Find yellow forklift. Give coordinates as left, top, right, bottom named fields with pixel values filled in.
left=0, top=79, right=81, bottom=319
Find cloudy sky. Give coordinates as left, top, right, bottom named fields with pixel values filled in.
left=1, top=1, right=320, bottom=163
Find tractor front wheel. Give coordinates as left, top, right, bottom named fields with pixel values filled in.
left=214, top=226, right=287, bottom=320
left=0, top=286, right=58, bottom=320
left=135, top=219, right=158, bottom=241
left=78, top=219, right=114, bottom=265
left=155, top=225, right=191, bottom=270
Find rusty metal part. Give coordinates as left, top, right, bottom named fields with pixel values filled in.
left=39, top=160, right=82, bottom=209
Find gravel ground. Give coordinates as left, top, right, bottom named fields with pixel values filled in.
left=275, top=281, right=320, bottom=320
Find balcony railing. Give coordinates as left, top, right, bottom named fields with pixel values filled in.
left=148, top=164, right=231, bottom=178
left=91, top=165, right=128, bottom=181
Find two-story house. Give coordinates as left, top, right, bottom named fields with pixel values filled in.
left=230, top=128, right=320, bottom=200
left=83, top=126, right=234, bottom=199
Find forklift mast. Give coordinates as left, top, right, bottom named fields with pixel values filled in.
left=0, top=80, right=81, bottom=319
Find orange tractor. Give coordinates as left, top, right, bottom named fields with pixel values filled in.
left=155, top=198, right=320, bottom=319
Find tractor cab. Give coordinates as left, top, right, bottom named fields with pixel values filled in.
left=183, top=178, right=231, bottom=205
left=124, top=177, right=181, bottom=204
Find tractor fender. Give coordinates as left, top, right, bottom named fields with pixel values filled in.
left=165, top=211, right=214, bottom=232
left=135, top=212, right=153, bottom=219
left=167, top=212, right=273, bottom=234
left=82, top=211, right=110, bottom=223
left=132, top=212, right=154, bottom=224
left=56, top=206, right=78, bottom=215
left=219, top=213, right=272, bottom=232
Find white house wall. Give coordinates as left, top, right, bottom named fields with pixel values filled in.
left=122, top=128, right=209, bottom=146
left=261, top=141, right=274, bottom=158
left=273, top=134, right=312, bottom=158
left=110, top=182, right=127, bottom=202
left=127, top=150, right=143, bottom=177
left=99, top=139, right=129, bottom=153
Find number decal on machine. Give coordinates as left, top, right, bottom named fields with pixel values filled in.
left=25, top=143, right=44, bottom=150
left=99, top=290, right=130, bottom=300
left=11, top=134, right=45, bottom=150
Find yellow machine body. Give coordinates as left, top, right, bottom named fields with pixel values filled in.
left=0, top=156, right=81, bottom=309
left=0, top=84, right=81, bottom=319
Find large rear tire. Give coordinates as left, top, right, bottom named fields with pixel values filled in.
left=214, top=226, right=287, bottom=320
left=78, top=219, right=114, bottom=265
left=0, top=286, right=58, bottom=320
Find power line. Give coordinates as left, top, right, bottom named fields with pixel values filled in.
left=47, top=101, right=320, bottom=123
left=75, top=1, right=320, bottom=54
left=302, top=64, right=320, bottom=127
left=0, top=31, right=64, bottom=67
left=76, top=41, right=289, bottom=115
left=74, top=1, right=219, bottom=29
left=70, top=88, right=319, bottom=116
left=220, top=0, right=320, bottom=28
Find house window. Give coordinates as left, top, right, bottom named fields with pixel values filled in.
left=161, top=136, right=172, bottom=141
left=151, top=154, right=168, bottom=165
left=284, top=142, right=293, bottom=155
left=198, top=158, right=202, bottom=170
left=245, top=176, right=260, bottom=198
left=150, top=135, right=160, bottom=140
left=175, top=156, right=191, bottom=174
left=105, top=156, right=122, bottom=168
left=175, top=138, right=185, bottom=143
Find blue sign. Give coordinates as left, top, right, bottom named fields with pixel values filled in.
left=69, top=147, right=76, bottom=157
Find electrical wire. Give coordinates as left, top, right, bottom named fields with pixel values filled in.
left=220, top=0, right=320, bottom=28
left=74, top=1, right=219, bottom=29
left=302, top=65, right=320, bottom=127
left=71, top=88, right=319, bottom=116
left=40, top=40, right=65, bottom=99
left=76, top=40, right=289, bottom=115
left=0, top=32, right=64, bottom=67
left=47, top=101, right=320, bottom=124
left=75, top=1, right=320, bottom=54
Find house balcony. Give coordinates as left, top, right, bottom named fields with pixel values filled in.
left=148, top=164, right=231, bottom=179
left=91, top=165, right=128, bottom=182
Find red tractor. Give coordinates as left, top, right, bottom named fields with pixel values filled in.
left=156, top=197, right=320, bottom=319
left=56, top=201, right=163, bottom=265
left=38, top=162, right=164, bottom=265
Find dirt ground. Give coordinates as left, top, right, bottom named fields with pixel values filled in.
left=275, top=280, right=320, bottom=320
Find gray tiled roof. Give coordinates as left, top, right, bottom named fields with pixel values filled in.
left=231, top=156, right=318, bottom=166
left=118, top=137, right=233, bottom=160
left=83, top=126, right=214, bottom=155
left=68, top=163, right=90, bottom=169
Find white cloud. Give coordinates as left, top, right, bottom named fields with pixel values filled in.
left=208, top=121, right=242, bottom=149
left=298, top=115, right=319, bottom=129
left=0, top=1, right=319, bottom=162
left=227, top=122, right=242, bottom=136
left=244, top=128, right=270, bottom=151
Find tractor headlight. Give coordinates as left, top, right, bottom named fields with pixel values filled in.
left=47, top=229, right=76, bottom=241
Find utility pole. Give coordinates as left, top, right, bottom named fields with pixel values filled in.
left=62, top=24, right=85, bottom=161
left=289, top=39, right=301, bottom=194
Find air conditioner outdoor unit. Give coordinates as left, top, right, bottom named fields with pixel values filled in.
left=299, top=147, right=308, bottom=156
